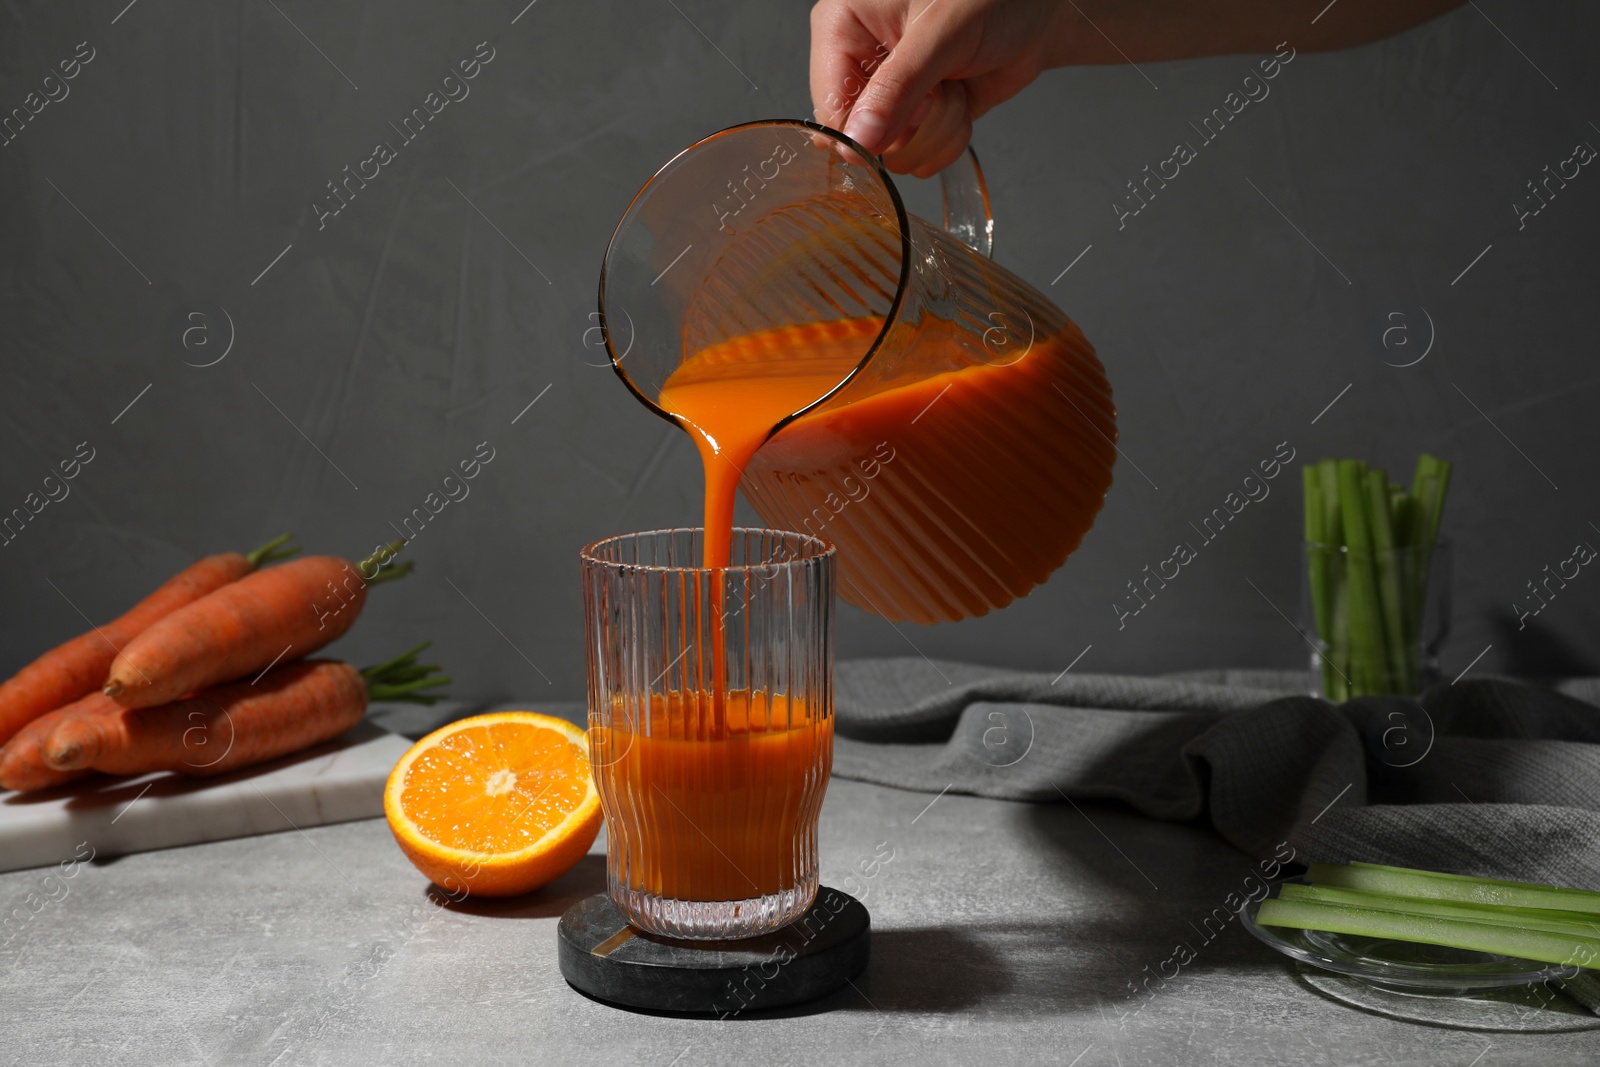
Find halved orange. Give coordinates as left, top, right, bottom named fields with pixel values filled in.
left=383, top=711, right=602, bottom=898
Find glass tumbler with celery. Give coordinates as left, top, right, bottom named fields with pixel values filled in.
left=1302, top=454, right=1452, bottom=701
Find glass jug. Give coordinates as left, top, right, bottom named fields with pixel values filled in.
left=598, top=119, right=1116, bottom=624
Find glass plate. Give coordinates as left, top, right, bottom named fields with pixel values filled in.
left=1240, top=879, right=1580, bottom=995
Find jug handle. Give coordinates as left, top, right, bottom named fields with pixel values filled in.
left=938, top=146, right=995, bottom=259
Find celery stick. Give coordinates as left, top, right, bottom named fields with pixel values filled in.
left=1425, top=457, right=1452, bottom=546
left=1336, top=460, right=1387, bottom=696
left=1414, top=472, right=1439, bottom=542
left=1304, top=468, right=1338, bottom=696
left=1412, top=471, right=1440, bottom=631
left=1326, top=569, right=1351, bottom=701
left=1391, top=493, right=1423, bottom=652
left=1392, top=492, right=1419, bottom=570
left=1412, top=453, right=1452, bottom=545
left=1303, top=466, right=1324, bottom=545
left=1418, top=455, right=1452, bottom=574
left=1256, top=898, right=1600, bottom=968
left=1311, top=459, right=1350, bottom=699
left=1414, top=451, right=1440, bottom=511
left=1422, top=458, right=1451, bottom=646
left=1309, top=862, right=1600, bottom=916
left=1364, top=469, right=1413, bottom=690
left=1391, top=494, right=1415, bottom=550
left=1279, top=884, right=1600, bottom=941
left=1317, top=458, right=1342, bottom=548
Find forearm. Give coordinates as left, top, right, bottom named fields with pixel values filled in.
left=1047, top=0, right=1467, bottom=66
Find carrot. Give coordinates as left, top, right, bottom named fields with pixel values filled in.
left=102, top=542, right=411, bottom=710
left=0, top=534, right=298, bottom=746
left=46, top=645, right=448, bottom=779
left=51, top=661, right=365, bottom=777
left=0, top=693, right=124, bottom=791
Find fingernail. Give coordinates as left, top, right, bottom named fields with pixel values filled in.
left=844, top=109, right=889, bottom=155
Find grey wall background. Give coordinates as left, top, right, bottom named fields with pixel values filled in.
left=2, top=1, right=1596, bottom=702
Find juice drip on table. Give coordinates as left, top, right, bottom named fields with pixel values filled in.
left=596, top=690, right=831, bottom=900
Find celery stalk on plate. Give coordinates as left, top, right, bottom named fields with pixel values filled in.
left=1308, top=861, right=1600, bottom=916
left=1256, top=897, right=1600, bottom=969
left=1278, top=883, right=1600, bottom=941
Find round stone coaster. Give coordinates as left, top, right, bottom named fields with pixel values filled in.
left=558, top=886, right=870, bottom=1015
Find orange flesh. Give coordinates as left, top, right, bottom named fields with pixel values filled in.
left=398, top=721, right=591, bottom=853
left=593, top=690, right=832, bottom=901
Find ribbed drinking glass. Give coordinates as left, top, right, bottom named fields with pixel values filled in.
left=581, top=527, right=834, bottom=939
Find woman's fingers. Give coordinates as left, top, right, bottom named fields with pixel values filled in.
left=882, top=80, right=972, bottom=176
left=809, top=2, right=891, bottom=129
left=906, top=91, right=936, bottom=130
left=836, top=3, right=972, bottom=154
left=809, top=0, right=1055, bottom=169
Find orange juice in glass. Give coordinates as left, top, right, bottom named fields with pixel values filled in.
left=581, top=528, right=833, bottom=939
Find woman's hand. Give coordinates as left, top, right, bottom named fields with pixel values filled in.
left=809, top=0, right=1467, bottom=177
left=810, top=0, right=1073, bottom=177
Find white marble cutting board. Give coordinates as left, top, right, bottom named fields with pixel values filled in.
left=0, top=721, right=413, bottom=874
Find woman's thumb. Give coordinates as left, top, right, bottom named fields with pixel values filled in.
left=843, top=13, right=964, bottom=154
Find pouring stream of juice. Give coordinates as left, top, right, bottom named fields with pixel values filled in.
left=655, top=321, right=863, bottom=728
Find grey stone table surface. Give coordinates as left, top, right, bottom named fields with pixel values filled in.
left=2, top=705, right=1598, bottom=1066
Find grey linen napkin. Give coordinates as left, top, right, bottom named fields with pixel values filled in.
left=832, top=658, right=1600, bottom=1012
